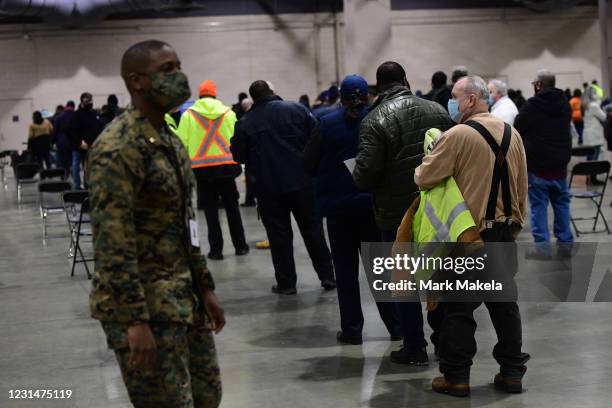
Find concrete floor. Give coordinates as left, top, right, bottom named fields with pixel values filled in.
left=1, top=160, right=612, bottom=408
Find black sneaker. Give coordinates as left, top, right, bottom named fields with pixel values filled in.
left=235, top=246, right=250, bottom=256
left=390, top=334, right=403, bottom=341
left=336, top=331, right=363, bottom=345
left=271, top=285, right=297, bottom=295
left=390, top=347, right=429, bottom=366
left=321, top=279, right=337, bottom=291
left=207, top=252, right=224, bottom=260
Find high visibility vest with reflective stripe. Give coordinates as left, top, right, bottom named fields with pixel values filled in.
left=413, top=128, right=476, bottom=244
left=413, top=177, right=475, bottom=244
left=185, top=109, right=237, bottom=169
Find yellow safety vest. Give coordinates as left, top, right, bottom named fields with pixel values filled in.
left=176, top=98, right=238, bottom=169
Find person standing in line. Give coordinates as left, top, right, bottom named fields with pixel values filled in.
left=177, top=80, right=249, bottom=260
left=66, top=92, right=103, bottom=189
left=53, top=101, right=77, bottom=174
left=514, top=69, right=574, bottom=254
left=353, top=61, right=453, bottom=365
left=488, top=79, right=519, bottom=126
left=28, top=111, right=53, bottom=169
left=569, top=89, right=584, bottom=143
left=304, top=74, right=402, bottom=345
left=87, top=40, right=225, bottom=408
left=231, top=80, right=336, bottom=295
left=416, top=75, right=529, bottom=397
left=582, top=86, right=607, bottom=167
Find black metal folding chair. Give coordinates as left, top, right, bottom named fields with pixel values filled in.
left=40, top=168, right=67, bottom=181
left=62, top=190, right=93, bottom=278
left=569, top=160, right=611, bottom=236
left=15, top=162, right=40, bottom=203
left=39, top=180, right=72, bottom=238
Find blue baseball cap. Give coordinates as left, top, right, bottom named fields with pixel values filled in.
left=340, top=75, right=368, bottom=97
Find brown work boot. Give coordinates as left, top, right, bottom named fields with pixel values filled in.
left=432, top=376, right=470, bottom=397
left=494, top=373, right=523, bottom=393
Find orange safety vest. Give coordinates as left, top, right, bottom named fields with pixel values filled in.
left=187, top=109, right=237, bottom=168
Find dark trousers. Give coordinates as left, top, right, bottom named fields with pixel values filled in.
left=381, top=230, right=427, bottom=352
left=258, top=187, right=334, bottom=289
left=439, top=301, right=529, bottom=382
left=327, top=210, right=401, bottom=338
left=57, top=148, right=72, bottom=174
left=244, top=165, right=256, bottom=205
left=197, top=177, right=247, bottom=255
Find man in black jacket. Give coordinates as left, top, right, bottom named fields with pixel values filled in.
left=230, top=80, right=335, bottom=295
left=424, top=71, right=452, bottom=112
left=353, top=61, right=454, bottom=365
left=514, top=69, right=573, bottom=256
left=67, top=92, right=103, bottom=189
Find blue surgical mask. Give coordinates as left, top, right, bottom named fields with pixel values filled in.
left=488, top=94, right=495, bottom=107
left=447, top=99, right=463, bottom=123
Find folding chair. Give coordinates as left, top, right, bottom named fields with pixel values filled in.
left=63, top=190, right=93, bottom=278
left=15, top=162, right=40, bottom=203
left=39, top=180, right=71, bottom=238
left=40, top=168, right=67, bottom=181
left=569, top=160, right=611, bottom=236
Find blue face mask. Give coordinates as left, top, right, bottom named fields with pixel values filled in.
left=447, top=99, right=463, bottom=123
left=488, top=94, right=495, bottom=107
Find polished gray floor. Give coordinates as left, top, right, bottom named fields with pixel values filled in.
left=1, top=161, right=612, bottom=408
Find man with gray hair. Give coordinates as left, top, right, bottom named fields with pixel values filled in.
left=488, top=79, right=519, bottom=125
left=514, top=69, right=573, bottom=256
left=415, top=75, right=529, bottom=397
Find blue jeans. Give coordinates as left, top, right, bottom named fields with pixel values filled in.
left=528, top=172, right=573, bottom=247
left=71, top=150, right=82, bottom=189
left=587, top=145, right=601, bottom=161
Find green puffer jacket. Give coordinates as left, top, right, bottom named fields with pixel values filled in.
left=353, top=86, right=454, bottom=231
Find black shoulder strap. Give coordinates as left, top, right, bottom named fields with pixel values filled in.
left=464, top=120, right=513, bottom=222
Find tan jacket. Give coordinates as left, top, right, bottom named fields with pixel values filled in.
left=414, top=113, right=528, bottom=231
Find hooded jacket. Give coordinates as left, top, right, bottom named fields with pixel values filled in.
left=177, top=97, right=241, bottom=181
left=514, top=87, right=572, bottom=176
left=352, top=85, right=454, bottom=231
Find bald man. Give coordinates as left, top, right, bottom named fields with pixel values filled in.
left=86, top=40, right=224, bottom=407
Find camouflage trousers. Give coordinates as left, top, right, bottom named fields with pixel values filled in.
left=102, top=322, right=221, bottom=408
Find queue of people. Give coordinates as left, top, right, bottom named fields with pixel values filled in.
left=19, top=38, right=612, bottom=406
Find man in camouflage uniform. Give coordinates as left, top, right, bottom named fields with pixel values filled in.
left=86, top=40, right=225, bottom=408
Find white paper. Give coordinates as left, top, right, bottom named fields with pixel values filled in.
left=344, top=158, right=356, bottom=173
left=189, top=219, right=200, bottom=247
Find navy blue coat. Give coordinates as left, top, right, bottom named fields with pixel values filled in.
left=231, top=95, right=316, bottom=196
left=304, top=107, right=372, bottom=216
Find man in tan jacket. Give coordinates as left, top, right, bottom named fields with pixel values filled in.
left=415, top=75, right=529, bottom=397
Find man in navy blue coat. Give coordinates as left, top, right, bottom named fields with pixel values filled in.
left=304, top=75, right=402, bottom=345
left=230, top=80, right=336, bottom=295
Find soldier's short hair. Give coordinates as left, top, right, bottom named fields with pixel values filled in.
left=121, top=40, right=171, bottom=80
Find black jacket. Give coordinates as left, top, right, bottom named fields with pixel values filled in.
left=231, top=95, right=316, bottom=196
left=423, top=85, right=452, bottom=112
left=353, top=86, right=454, bottom=231
left=67, top=107, right=104, bottom=149
left=514, top=88, right=572, bottom=174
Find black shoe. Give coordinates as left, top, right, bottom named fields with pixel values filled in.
left=235, top=246, right=250, bottom=256
left=390, top=347, right=429, bottom=366
left=207, top=252, right=224, bottom=260
left=240, top=201, right=256, bottom=207
left=390, top=334, right=403, bottom=341
left=271, top=285, right=297, bottom=295
left=321, top=279, right=336, bottom=291
left=589, top=177, right=604, bottom=185
left=336, top=331, right=363, bottom=345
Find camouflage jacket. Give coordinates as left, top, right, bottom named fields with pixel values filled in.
left=86, top=105, right=214, bottom=324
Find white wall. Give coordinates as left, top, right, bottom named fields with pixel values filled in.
left=0, top=6, right=609, bottom=151
left=390, top=6, right=605, bottom=94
